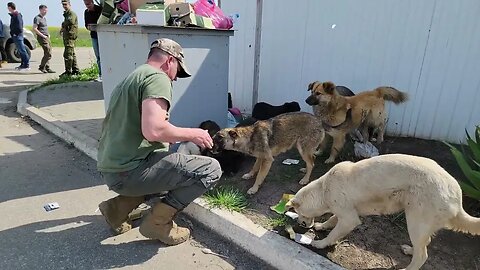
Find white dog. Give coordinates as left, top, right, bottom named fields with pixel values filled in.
left=286, top=154, right=480, bottom=270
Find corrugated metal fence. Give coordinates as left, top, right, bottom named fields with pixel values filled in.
left=222, top=0, right=480, bottom=143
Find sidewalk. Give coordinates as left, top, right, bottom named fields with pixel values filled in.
left=19, top=82, right=343, bottom=270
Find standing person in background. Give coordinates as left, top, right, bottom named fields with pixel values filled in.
left=7, top=2, right=30, bottom=70
left=60, top=0, right=79, bottom=77
left=33, top=5, right=55, bottom=73
left=0, top=18, right=5, bottom=67
left=84, top=0, right=102, bottom=81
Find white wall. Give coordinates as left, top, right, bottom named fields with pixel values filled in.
left=220, top=0, right=257, bottom=113
left=227, top=0, right=480, bottom=142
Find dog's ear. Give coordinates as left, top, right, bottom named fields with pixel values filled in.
left=308, top=81, right=317, bottom=91
left=285, top=198, right=299, bottom=210
left=228, top=130, right=238, bottom=139
left=322, top=81, right=336, bottom=94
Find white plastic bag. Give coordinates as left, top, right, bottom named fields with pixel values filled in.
left=354, top=141, right=379, bottom=158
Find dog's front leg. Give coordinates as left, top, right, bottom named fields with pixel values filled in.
left=311, top=213, right=361, bottom=249
left=325, top=134, right=346, bottom=163
left=314, top=215, right=338, bottom=231
left=247, top=158, right=273, bottom=195
left=242, top=158, right=262, bottom=180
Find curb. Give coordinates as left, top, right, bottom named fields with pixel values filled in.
left=17, top=88, right=343, bottom=270
left=17, top=89, right=98, bottom=161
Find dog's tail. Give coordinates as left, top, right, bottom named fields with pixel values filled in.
left=450, top=209, right=480, bottom=235
left=374, top=87, right=408, bottom=104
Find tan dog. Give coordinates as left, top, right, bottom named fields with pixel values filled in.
left=287, top=154, right=480, bottom=270
left=212, top=112, right=325, bottom=194
left=305, top=81, right=408, bottom=163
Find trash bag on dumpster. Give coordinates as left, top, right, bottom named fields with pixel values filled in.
left=192, top=0, right=233, bottom=29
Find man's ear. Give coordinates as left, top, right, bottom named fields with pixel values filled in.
left=322, top=81, right=336, bottom=94
left=228, top=130, right=238, bottom=139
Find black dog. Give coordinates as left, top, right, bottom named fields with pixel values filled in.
left=199, top=120, right=221, bottom=137
left=251, top=101, right=301, bottom=120
left=335, top=85, right=355, bottom=97
left=198, top=120, right=245, bottom=175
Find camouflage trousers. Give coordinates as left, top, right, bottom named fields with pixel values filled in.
left=63, top=40, right=79, bottom=74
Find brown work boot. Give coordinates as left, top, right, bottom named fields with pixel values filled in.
left=99, top=195, right=144, bottom=234
left=139, top=202, right=190, bottom=245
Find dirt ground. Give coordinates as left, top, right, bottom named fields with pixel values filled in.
left=218, top=136, right=480, bottom=270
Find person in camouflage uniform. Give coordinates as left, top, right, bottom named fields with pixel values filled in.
left=60, top=0, right=79, bottom=76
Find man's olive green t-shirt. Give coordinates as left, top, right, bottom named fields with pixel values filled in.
left=97, top=64, right=172, bottom=172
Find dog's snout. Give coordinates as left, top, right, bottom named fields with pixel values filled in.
left=211, top=136, right=225, bottom=154
left=305, top=96, right=319, bottom=105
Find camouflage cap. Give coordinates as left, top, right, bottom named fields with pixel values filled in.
left=61, top=0, right=70, bottom=3
left=150, top=38, right=191, bottom=78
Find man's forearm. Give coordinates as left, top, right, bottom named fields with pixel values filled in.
left=143, top=121, right=195, bottom=143
left=33, top=26, right=45, bottom=38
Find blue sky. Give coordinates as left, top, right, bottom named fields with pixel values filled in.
left=0, top=0, right=88, bottom=27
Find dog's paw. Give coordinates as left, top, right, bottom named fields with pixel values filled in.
left=299, top=167, right=307, bottom=173
left=242, top=173, right=254, bottom=180
left=324, top=157, right=335, bottom=164
left=313, top=222, right=328, bottom=231
left=299, top=178, right=310, bottom=185
left=247, top=186, right=258, bottom=195
left=400, top=244, right=413, bottom=256
left=311, top=240, right=329, bottom=249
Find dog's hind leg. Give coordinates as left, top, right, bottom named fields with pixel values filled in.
left=360, top=124, right=370, bottom=143
left=376, top=118, right=387, bottom=144
left=247, top=158, right=273, bottom=195
left=311, top=209, right=361, bottom=249
left=401, top=211, right=435, bottom=270
left=297, top=141, right=316, bottom=185
left=242, top=158, right=262, bottom=180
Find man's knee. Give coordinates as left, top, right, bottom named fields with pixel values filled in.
left=203, top=157, right=222, bottom=189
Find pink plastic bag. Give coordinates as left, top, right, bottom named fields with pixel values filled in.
left=193, top=0, right=233, bottom=29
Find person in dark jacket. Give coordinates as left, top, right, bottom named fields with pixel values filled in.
left=7, top=2, right=30, bottom=70
left=84, top=0, right=102, bottom=81
left=0, top=18, right=5, bottom=67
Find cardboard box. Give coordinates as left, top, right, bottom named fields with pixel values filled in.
left=168, top=3, right=196, bottom=26
left=136, top=9, right=166, bottom=26
left=194, top=15, right=215, bottom=29
left=129, top=0, right=185, bottom=15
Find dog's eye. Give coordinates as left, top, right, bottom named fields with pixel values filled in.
left=316, top=92, right=320, bottom=96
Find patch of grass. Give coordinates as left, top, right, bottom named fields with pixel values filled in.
left=267, top=215, right=289, bottom=228
left=40, top=62, right=99, bottom=87
left=26, top=26, right=92, bottom=47
left=203, top=186, right=249, bottom=212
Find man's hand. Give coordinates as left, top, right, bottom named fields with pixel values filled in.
left=190, top=128, right=213, bottom=149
